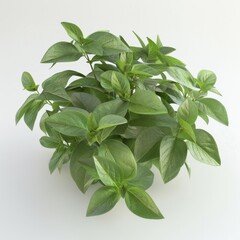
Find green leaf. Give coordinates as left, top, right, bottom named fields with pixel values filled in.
left=120, top=125, right=143, bottom=139
left=45, top=110, right=88, bottom=136
left=210, top=87, right=222, bottom=96
left=61, top=22, right=83, bottom=42
left=67, top=77, right=102, bottom=91
left=111, top=72, right=131, bottom=98
left=21, top=72, right=38, bottom=91
left=198, top=110, right=209, bottom=124
left=95, top=62, right=118, bottom=72
left=49, top=147, right=68, bottom=173
left=24, top=100, right=45, bottom=130
left=128, top=165, right=154, bottom=190
left=87, top=113, right=98, bottom=132
left=156, top=35, right=163, bottom=47
left=131, top=46, right=147, bottom=61
left=131, top=64, right=165, bottom=77
left=110, top=123, right=128, bottom=137
left=41, top=42, right=82, bottom=63
left=96, top=127, right=117, bottom=143
left=70, top=142, right=97, bottom=193
left=40, top=70, right=83, bottom=102
left=178, top=119, right=196, bottom=142
left=15, top=94, right=38, bottom=124
left=197, top=70, right=216, bottom=91
left=39, top=136, right=61, bottom=148
left=186, top=129, right=221, bottom=166
left=197, top=98, right=228, bottom=126
left=119, top=36, right=130, bottom=48
left=39, top=111, right=48, bottom=133
left=164, top=56, right=186, bottom=67
left=100, top=71, right=114, bottom=91
left=129, top=89, right=167, bottom=115
left=159, top=136, right=187, bottom=183
left=97, top=139, right=137, bottom=180
left=177, top=99, right=198, bottom=124
left=185, top=162, right=191, bottom=177
left=161, top=98, right=176, bottom=117
left=42, top=70, right=83, bottom=89
left=94, top=156, right=121, bottom=186
left=39, top=88, right=72, bottom=102
left=158, top=84, right=184, bottom=104
left=70, top=92, right=101, bottom=112
left=84, top=31, right=131, bottom=56
left=125, top=187, right=163, bottom=219
left=133, top=31, right=146, bottom=48
left=147, top=38, right=160, bottom=61
left=93, top=99, right=128, bottom=122
left=100, top=71, right=131, bottom=98
left=134, top=127, right=167, bottom=162
left=118, top=52, right=133, bottom=68
left=167, top=67, right=198, bottom=90
left=98, top=114, right=127, bottom=130
left=160, top=46, right=175, bottom=55
left=129, top=113, right=177, bottom=128
left=86, top=186, right=120, bottom=216
left=40, top=114, right=62, bottom=138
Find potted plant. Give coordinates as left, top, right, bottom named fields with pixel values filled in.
left=16, top=22, right=228, bottom=219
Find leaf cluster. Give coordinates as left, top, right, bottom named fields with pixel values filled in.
left=16, top=22, right=228, bottom=219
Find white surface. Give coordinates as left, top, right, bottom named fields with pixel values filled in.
left=0, top=0, right=239, bottom=239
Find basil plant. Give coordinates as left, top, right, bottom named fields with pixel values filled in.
left=16, top=22, right=228, bottom=219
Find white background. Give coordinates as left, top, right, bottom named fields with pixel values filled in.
left=0, top=0, right=239, bottom=239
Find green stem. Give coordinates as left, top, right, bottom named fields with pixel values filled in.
left=36, top=90, right=62, bottom=112
left=36, top=89, right=52, bottom=106
left=84, top=53, right=98, bottom=81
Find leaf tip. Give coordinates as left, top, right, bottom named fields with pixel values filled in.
left=61, top=22, right=69, bottom=29
left=224, top=119, right=229, bottom=126
left=27, top=125, right=34, bottom=131
left=86, top=211, right=92, bottom=217
left=86, top=206, right=97, bottom=217
left=40, top=58, right=46, bottom=64
left=15, top=114, right=20, bottom=125
left=154, top=212, right=164, bottom=220
left=216, top=160, right=221, bottom=166
left=162, top=178, right=170, bottom=184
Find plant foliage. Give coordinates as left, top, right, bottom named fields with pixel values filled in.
left=16, top=22, right=228, bottom=219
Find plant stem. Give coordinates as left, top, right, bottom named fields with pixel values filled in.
left=37, top=89, right=52, bottom=106
left=36, top=89, right=62, bottom=112
left=84, top=53, right=98, bottom=81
